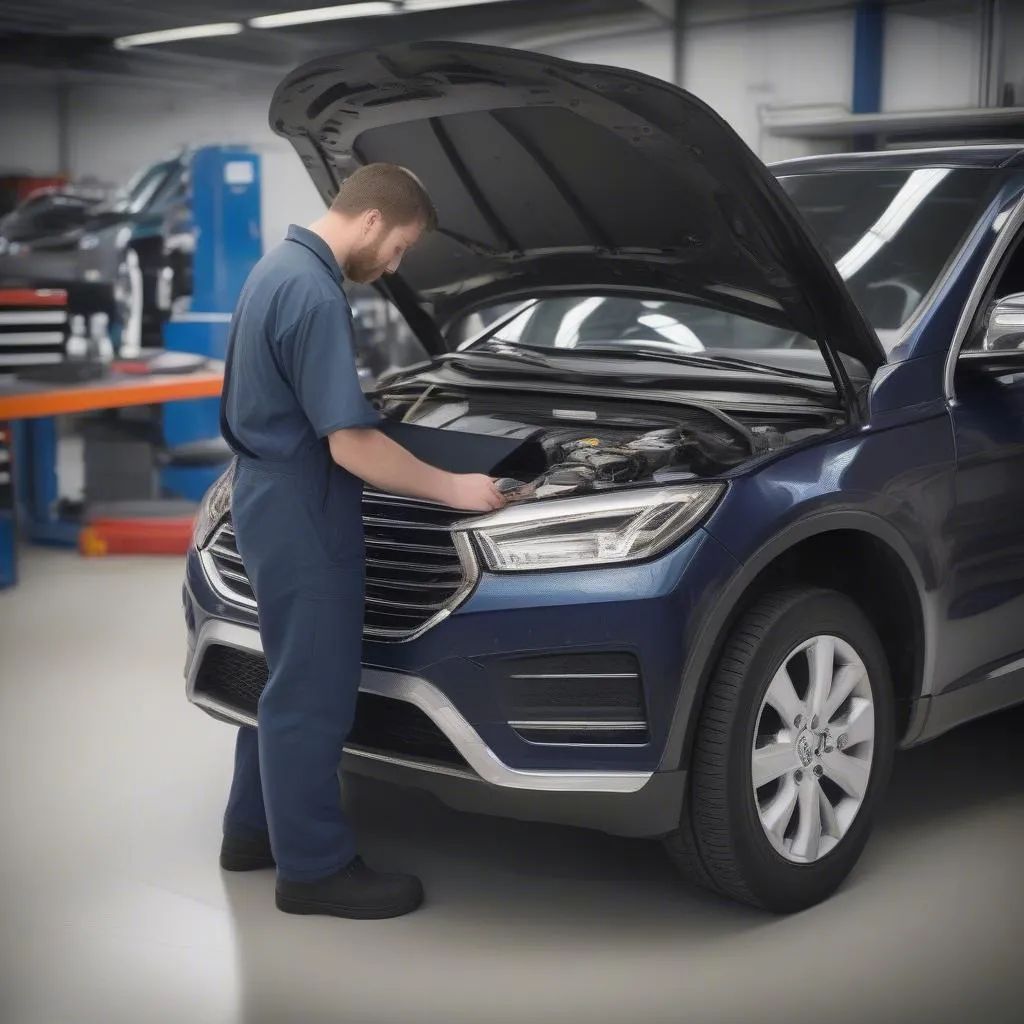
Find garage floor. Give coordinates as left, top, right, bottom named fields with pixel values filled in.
left=1, top=548, right=1022, bottom=1024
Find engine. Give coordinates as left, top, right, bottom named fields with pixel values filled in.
left=496, top=421, right=784, bottom=502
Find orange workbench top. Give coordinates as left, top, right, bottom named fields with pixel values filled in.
left=0, top=362, right=224, bottom=419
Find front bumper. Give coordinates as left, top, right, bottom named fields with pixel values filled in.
left=0, top=249, right=82, bottom=285
left=0, top=251, right=116, bottom=314
left=184, top=616, right=684, bottom=836
left=183, top=524, right=740, bottom=837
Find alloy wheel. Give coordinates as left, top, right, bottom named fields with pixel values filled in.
left=751, top=635, right=875, bottom=864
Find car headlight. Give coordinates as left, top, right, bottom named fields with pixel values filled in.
left=461, top=484, right=725, bottom=572
left=192, top=468, right=233, bottom=550
left=78, top=233, right=100, bottom=251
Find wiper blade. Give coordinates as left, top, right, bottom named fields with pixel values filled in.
left=442, top=342, right=554, bottom=368
left=571, top=345, right=788, bottom=377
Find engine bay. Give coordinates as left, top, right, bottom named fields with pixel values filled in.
left=377, top=387, right=836, bottom=504
left=493, top=421, right=783, bottom=501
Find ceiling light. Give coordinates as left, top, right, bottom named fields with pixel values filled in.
left=113, top=23, right=244, bottom=49
left=249, top=3, right=398, bottom=28
left=401, top=0, right=516, bottom=9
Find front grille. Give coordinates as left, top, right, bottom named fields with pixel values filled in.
left=206, top=527, right=255, bottom=604
left=204, top=489, right=471, bottom=641
left=196, top=644, right=266, bottom=711
left=361, top=491, right=469, bottom=638
left=193, top=643, right=466, bottom=768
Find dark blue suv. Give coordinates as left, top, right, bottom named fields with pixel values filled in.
left=182, top=42, right=1024, bottom=913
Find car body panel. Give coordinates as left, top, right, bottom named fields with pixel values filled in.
left=186, top=525, right=739, bottom=775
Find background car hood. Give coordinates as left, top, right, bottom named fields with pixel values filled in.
left=269, top=41, right=885, bottom=376
left=2, top=208, right=129, bottom=246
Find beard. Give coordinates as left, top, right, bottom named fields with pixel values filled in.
left=343, top=241, right=389, bottom=284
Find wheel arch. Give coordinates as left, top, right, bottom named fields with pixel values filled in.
left=662, top=511, right=934, bottom=772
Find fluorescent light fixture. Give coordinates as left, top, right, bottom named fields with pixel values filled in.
left=402, top=0, right=516, bottom=10
left=249, top=0, right=517, bottom=26
left=113, top=23, right=243, bottom=49
left=250, top=3, right=397, bottom=28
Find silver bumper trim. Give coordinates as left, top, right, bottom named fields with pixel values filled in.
left=185, top=619, right=653, bottom=794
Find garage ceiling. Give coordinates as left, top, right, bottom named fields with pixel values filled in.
left=0, top=0, right=655, bottom=83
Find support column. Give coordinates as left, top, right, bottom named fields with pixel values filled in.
left=56, top=82, right=71, bottom=178
left=674, top=0, right=687, bottom=88
left=852, top=2, right=883, bottom=150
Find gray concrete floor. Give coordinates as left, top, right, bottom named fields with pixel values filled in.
left=1, top=547, right=1022, bottom=1024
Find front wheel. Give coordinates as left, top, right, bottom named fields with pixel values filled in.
left=664, top=587, right=895, bottom=913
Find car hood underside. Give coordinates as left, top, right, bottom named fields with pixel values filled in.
left=269, top=40, right=885, bottom=377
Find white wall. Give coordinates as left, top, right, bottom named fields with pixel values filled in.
left=65, top=81, right=324, bottom=249
left=681, top=8, right=855, bottom=161
left=513, top=9, right=854, bottom=162
left=991, top=0, right=1024, bottom=105
left=881, top=1, right=984, bottom=111
left=0, top=85, right=62, bottom=175
left=1, top=1, right=1010, bottom=204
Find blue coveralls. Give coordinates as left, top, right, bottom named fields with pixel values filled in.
left=219, top=224, right=381, bottom=882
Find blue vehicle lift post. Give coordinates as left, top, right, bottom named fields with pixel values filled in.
left=852, top=2, right=884, bottom=150
left=161, top=146, right=262, bottom=500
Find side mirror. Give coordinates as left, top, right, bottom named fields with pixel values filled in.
left=983, top=292, right=1024, bottom=351
left=957, top=293, right=1024, bottom=378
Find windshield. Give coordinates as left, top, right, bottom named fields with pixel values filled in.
left=455, top=294, right=823, bottom=373
left=780, top=166, right=1001, bottom=344
left=106, top=159, right=180, bottom=215
left=481, top=298, right=808, bottom=351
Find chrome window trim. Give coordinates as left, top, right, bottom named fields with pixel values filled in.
left=767, top=145, right=1021, bottom=170
left=942, top=192, right=1024, bottom=400
left=185, top=620, right=653, bottom=794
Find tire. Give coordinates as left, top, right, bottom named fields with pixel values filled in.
left=664, top=587, right=895, bottom=913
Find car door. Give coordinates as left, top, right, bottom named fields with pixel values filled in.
left=944, top=222, right=1024, bottom=719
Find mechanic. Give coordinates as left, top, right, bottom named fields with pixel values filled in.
left=217, top=163, right=505, bottom=920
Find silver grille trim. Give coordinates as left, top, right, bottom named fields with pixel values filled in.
left=199, top=491, right=480, bottom=643
left=184, top=619, right=653, bottom=794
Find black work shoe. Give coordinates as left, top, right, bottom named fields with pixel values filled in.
left=275, top=856, right=424, bottom=919
left=220, top=829, right=276, bottom=872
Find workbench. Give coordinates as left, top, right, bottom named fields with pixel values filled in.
left=0, top=359, right=224, bottom=588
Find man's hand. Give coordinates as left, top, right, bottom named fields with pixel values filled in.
left=444, top=473, right=506, bottom=512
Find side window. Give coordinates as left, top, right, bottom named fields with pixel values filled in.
left=963, top=227, right=1024, bottom=351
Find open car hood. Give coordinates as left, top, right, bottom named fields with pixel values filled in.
left=269, top=41, right=886, bottom=378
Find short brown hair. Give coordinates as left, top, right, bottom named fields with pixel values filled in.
left=331, top=162, right=438, bottom=231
